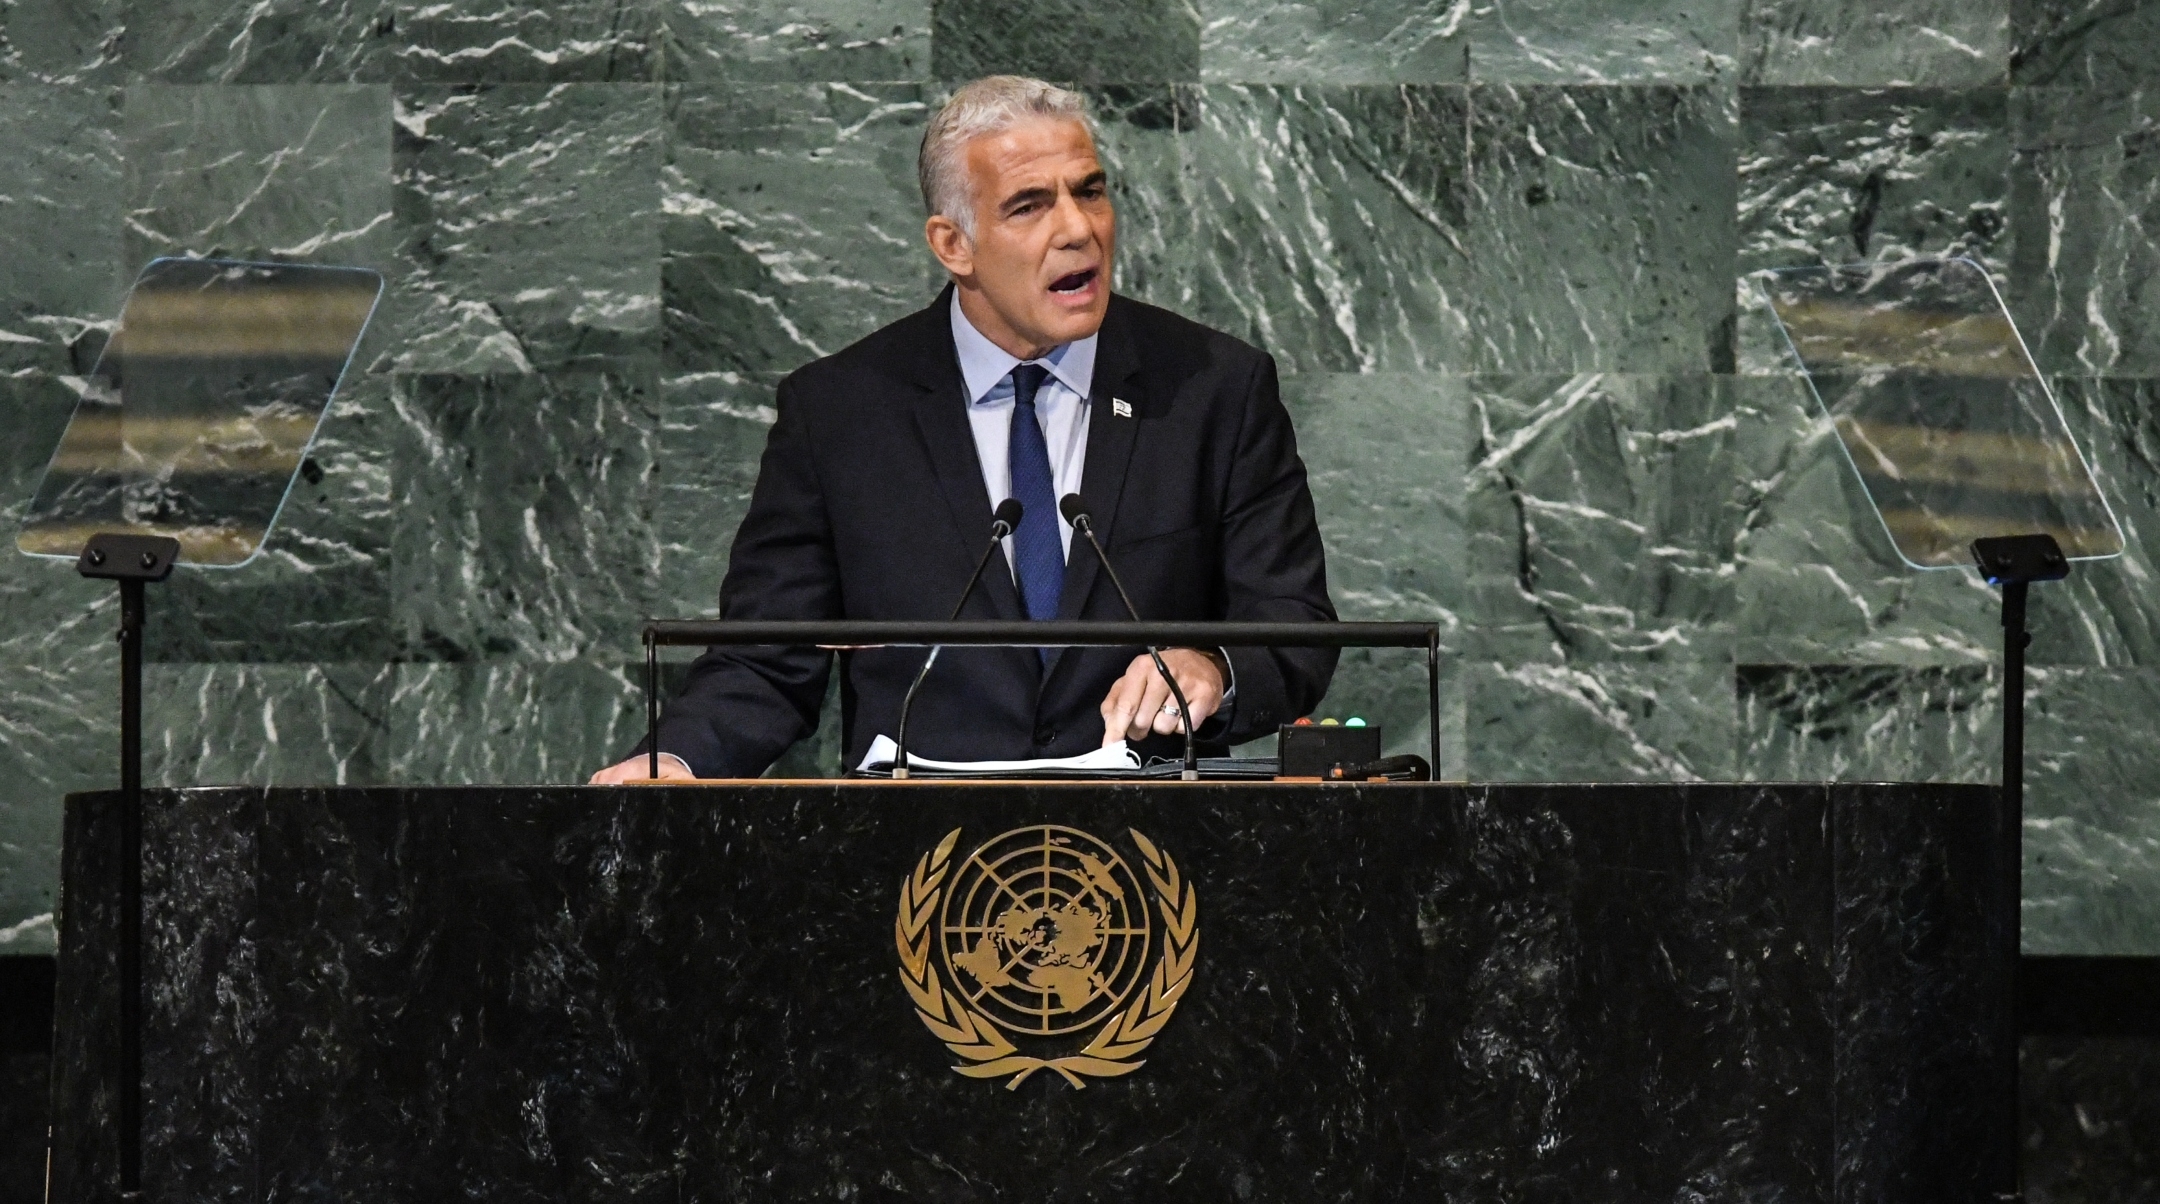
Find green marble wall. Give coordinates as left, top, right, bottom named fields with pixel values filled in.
left=2, top=0, right=2158, bottom=957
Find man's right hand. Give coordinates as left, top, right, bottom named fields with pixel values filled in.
left=589, top=754, right=696, bottom=784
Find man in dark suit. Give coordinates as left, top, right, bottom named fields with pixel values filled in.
left=592, top=75, right=1336, bottom=782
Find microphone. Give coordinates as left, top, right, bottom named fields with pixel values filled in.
left=893, top=498, right=1023, bottom=779
left=1059, top=493, right=1200, bottom=781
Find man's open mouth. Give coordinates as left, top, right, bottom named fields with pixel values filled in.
left=1049, top=268, right=1098, bottom=294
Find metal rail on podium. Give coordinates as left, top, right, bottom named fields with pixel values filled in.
left=640, top=619, right=1444, bottom=779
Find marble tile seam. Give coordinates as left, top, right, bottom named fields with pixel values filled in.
left=30, top=7, right=2071, bottom=92
left=7, top=38, right=2126, bottom=94
left=23, top=78, right=2117, bottom=101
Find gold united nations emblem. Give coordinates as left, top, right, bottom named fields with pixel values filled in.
left=895, top=825, right=1199, bottom=1089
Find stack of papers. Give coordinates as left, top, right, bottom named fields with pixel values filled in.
left=856, top=735, right=1142, bottom=775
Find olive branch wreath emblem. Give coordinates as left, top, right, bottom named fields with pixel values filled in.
left=895, top=827, right=1199, bottom=1090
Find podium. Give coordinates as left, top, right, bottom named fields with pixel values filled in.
left=48, top=780, right=2006, bottom=1201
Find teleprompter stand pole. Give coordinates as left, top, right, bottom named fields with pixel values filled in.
left=645, top=628, right=660, bottom=781
left=1970, top=533, right=2069, bottom=1204
left=76, top=532, right=179, bottom=1203
left=1427, top=628, right=1442, bottom=782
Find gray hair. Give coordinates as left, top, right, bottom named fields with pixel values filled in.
left=918, top=76, right=1097, bottom=238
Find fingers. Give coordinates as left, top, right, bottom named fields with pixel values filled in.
left=1102, top=656, right=1172, bottom=743
left=1148, top=650, right=1222, bottom=736
left=1099, top=657, right=1154, bottom=745
left=1134, top=667, right=1176, bottom=739
left=1100, top=653, right=1224, bottom=742
left=649, top=754, right=695, bottom=781
left=1149, top=682, right=1214, bottom=736
left=589, top=754, right=692, bottom=784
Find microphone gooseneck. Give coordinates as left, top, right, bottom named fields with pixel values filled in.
left=894, top=498, right=1024, bottom=779
left=1059, top=493, right=1200, bottom=781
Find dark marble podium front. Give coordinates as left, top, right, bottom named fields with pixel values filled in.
left=49, top=782, right=2005, bottom=1202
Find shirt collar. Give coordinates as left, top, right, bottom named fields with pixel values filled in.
left=950, top=290, right=1098, bottom=406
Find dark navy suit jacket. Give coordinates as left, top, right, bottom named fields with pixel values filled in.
left=642, top=287, right=1338, bottom=777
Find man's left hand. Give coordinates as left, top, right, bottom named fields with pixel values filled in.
left=1100, top=648, right=1225, bottom=745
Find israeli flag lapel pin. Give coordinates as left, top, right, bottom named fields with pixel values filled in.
left=1113, top=397, right=1133, bottom=419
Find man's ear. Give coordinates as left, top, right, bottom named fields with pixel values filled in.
left=925, top=214, right=974, bottom=278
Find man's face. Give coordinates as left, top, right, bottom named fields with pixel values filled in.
left=927, top=117, right=1116, bottom=358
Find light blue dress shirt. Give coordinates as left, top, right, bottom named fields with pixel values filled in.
left=949, top=291, right=1095, bottom=566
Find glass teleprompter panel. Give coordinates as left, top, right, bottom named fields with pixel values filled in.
left=1758, top=257, right=2123, bottom=570
left=17, top=257, right=381, bottom=567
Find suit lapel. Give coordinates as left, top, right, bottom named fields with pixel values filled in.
left=904, top=286, right=1027, bottom=622
left=1039, top=299, right=1144, bottom=688
left=1057, top=298, right=1144, bottom=623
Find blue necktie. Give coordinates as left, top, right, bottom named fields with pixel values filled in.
left=1006, top=364, right=1063, bottom=643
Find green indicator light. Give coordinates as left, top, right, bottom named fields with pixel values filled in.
left=1344, top=717, right=1366, bottom=727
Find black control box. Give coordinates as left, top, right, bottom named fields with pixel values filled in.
left=1278, top=723, right=1382, bottom=778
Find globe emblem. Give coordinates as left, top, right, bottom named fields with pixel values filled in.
left=939, top=825, right=1152, bottom=1036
